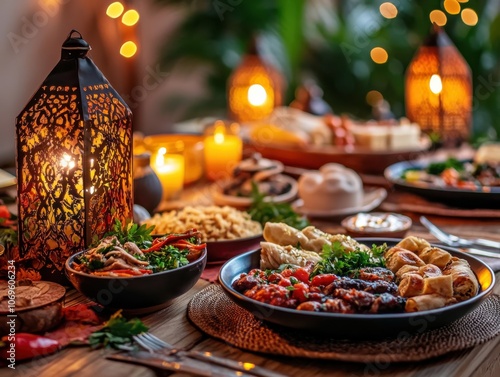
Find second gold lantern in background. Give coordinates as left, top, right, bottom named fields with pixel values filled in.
left=227, top=38, right=284, bottom=123
left=405, top=25, right=472, bottom=146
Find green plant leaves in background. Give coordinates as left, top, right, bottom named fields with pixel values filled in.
left=154, top=0, right=500, bottom=142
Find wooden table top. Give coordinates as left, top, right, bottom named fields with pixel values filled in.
left=3, top=179, right=500, bottom=377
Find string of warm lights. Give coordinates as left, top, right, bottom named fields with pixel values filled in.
left=106, top=1, right=140, bottom=58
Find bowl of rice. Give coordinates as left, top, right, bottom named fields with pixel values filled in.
left=142, top=205, right=263, bottom=263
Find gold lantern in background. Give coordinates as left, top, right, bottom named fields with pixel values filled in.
left=228, top=38, right=284, bottom=123
left=405, top=25, right=472, bottom=146
left=16, top=30, right=133, bottom=282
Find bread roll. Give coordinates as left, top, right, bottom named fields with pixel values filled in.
left=443, top=257, right=479, bottom=301
left=417, top=247, right=452, bottom=269
left=405, top=294, right=457, bottom=312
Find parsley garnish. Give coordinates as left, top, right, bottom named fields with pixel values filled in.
left=247, top=182, right=309, bottom=230
left=311, top=241, right=387, bottom=277
left=93, top=219, right=155, bottom=249
left=88, top=310, right=148, bottom=349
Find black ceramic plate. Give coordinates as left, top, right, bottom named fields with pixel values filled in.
left=384, top=160, right=500, bottom=207
left=218, top=239, right=495, bottom=338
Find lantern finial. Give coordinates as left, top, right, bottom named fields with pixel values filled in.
left=62, top=29, right=91, bottom=59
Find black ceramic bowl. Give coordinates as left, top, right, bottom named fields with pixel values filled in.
left=219, top=238, right=495, bottom=339
left=65, top=247, right=207, bottom=314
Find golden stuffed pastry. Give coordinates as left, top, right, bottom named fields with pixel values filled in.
left=259, top=242, right=322, bottom=270
left=263, top=222, right=310, bottom=249
left=396, top=236, right=431, bottom=254
left=417, top=246, right=452, bottom=269
left=443, top=257, right=479, bottom=301
left=418, top=264, right=442, bottom=279
left=422, top=275, right=454, bottom=297
left=398, top=273, right=424, bottom=297
left=405, top=294, right=457, bottom=312
left=385, top=247, right=426, bottom=273
left=395, top=264, right=420, bottom=282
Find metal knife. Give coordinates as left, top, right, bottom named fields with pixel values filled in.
left=462, top=247, right=500, bottom=259
left=107, top=350, right=257, bottom=377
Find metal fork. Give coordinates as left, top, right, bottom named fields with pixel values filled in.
left=420, top=216, right=500, bottom=250
left=133, top=333, right=287, bottom=377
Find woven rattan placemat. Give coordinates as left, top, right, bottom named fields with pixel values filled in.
left=187, top=284, right=500, bottom=363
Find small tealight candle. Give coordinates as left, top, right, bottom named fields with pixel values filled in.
left=204, top=121, right=243, bottom=181
left=151, top=141, right=185, bottom=200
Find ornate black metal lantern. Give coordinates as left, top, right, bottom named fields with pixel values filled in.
left=16, top=30, right=133, bottom=282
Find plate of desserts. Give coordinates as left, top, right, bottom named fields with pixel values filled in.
left=244, top=107, right=430, bottom=175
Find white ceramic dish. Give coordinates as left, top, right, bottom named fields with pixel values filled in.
left=211, top=174, right=298, bottom=208
left=292, top=187, right=387, bottom=218
left=0, top=169, right=16, bottom=189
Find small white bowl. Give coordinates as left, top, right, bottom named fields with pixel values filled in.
left=341, top=212, right=412, bottom=238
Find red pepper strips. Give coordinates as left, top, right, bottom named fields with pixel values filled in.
left=0, top=333, right=61, bottom=361
left=142, top=229, right=201, bottom=253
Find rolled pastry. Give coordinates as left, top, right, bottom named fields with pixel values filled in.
left=396, top=236, right=431, bottom=254
left=395, top=265, right=420, bottom=282
left=417, top=247, right=452, bottom=269
left=422, top=275, right=454, bottom=297
left=263, top=222, right=310, bottom=249
left=442, top=257, right=479, bottom=301
left=398, top=273, right=424, bottom=297
left=418, top=264, right=442, bottom=279
left=405, top=294, right=457, bottom=312
left=385, top=248, right=426, bottom=273
left=259, top=242, right=322, bottom=270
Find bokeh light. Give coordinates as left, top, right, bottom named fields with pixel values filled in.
left=379, top=2, right=398, bottom=19
left=430, top=10, right=447, bottom=26
left=106, top=2, right=124, bottom=19
left=122, top=9, right=140, bottom=26
left=461, top=8, right=478, bottom=26
left=120, top=41, right=137, bottom=58
left=370, top=47, right=388, bottom=64
left=366, top=90, right=383, bottom=106
left=444, top=0, right=461, bottom=15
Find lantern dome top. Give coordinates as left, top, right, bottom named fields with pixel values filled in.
left=423, top=24, right=453, bottom=48
left=62, top=29, right=91, bottom=59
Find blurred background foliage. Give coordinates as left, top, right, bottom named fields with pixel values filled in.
left=155, top=0, right=500, bottom=143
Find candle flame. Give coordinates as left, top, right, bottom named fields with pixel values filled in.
left=214, top=132, right=225, bottom=144
left=247, top=84, right=267, bottom=106
left=429, top=74, right=443, bottom=94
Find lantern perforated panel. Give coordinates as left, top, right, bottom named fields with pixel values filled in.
left=16, top=31, right=133, bottom=282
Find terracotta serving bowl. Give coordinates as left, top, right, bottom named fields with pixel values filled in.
left=65, top=247, right=207, bottom=313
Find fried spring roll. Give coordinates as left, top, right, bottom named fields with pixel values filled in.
left=417, top=247, right=452, bottom=269
left=398, top=273, right=424, bottom=297
left=405, top=294, right=457, bottom=312
left=396, top=236, right=431, bottom=254
left=385, top=248, right=425, bottom=273
left=443, top=257, right=479, bottom=301
left=422, top=275, right=454, bottom=297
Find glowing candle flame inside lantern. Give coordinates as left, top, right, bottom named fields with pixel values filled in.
left=60, top=154, right=75, bottom=170
left=429, top=74, right=443, bottom=94
left=247, top=84, right=267, bottom=106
